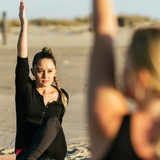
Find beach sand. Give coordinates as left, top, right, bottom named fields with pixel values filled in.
left=0, top=25, right=134, bottom=159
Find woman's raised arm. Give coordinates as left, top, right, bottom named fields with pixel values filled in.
left=88, top=1, right=128, bottom=160
left=17, top=0, right=28, bottom=58
left=89, top=0, right=117, bottom=88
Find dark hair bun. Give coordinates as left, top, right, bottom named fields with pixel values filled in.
left=42, top=47, right=53, bottom=55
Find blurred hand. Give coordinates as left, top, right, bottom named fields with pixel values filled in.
left=19, top=0, right=28, bottom=26
left=94, top=0, right=117, bottom=38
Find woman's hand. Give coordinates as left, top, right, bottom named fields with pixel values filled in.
left=17, top=0, right=28, bottom=58
left=94, top=0, right=117, bottom=38
left=19, top=0, right=28, bottom=26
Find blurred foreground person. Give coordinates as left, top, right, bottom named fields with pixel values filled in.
left=15, top=1, right=69, bottom=160
left=88, top=0, right=160, bottom=160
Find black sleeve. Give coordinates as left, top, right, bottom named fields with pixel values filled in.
left=15, top=56, right=32, bottom=96
left=59, top=88, right=69, bottom=124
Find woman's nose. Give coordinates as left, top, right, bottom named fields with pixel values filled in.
left=42, top=71, right=47, bottom=79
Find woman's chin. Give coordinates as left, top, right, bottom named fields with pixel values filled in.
left=40, top=82, right=51, bottom=88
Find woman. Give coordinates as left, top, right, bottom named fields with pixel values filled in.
left=88, top=0, right=160, bottom=160
left=15, top=1, right=69, bottom=160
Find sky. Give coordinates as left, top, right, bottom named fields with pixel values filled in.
left=0, top=0, right=159, bottom=20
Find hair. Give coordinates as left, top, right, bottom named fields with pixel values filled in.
left=128, top=27, right=160, bottom=157
left=32, top=47, right=68, bottom=111
left=127, top=27, right=160, bottom=94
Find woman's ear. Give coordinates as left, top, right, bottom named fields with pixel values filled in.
left=31, top=68, right=34, bottom=76
left=138, top=69, right=150, bottom=89
left=134, top=70, right=150, bottom=101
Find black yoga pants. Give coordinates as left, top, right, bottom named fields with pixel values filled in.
left=16, top=116, right=67, bottom=160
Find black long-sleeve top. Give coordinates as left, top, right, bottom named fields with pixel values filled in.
left=15, top=56, right=69, bottom=149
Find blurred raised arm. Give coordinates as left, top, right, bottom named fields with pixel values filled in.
left=88, top=0, right=128, bottom=160
left=89, top=0, right=117, bottom=99
left=17, top=0, right=28, bottom=58
left=88, top=0, right=117, bottom=115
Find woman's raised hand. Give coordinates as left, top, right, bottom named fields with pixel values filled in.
left=94, top=0, right=117, bottom=38
left=17, top=0, right=28, bottom=58
left=19, top=0, right=28, bottom=26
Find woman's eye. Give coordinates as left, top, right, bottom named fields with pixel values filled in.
left=48, top=70, right=53, bottom=73
left=38, top=70, right=43, bottom=73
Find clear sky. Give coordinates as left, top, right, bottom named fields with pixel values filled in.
left=0, top=0, right=159, bottom=20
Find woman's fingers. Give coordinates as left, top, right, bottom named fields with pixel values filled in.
left=19, top=1, right=23, bottom=15
left=19, top=1, right=26, bottom=17
left=19, top=0, right=25, bottom=12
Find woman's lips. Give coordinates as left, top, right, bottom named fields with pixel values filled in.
left=42, top=80, right=49, bottom=83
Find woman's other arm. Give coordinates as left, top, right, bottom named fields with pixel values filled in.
left=17, top=0, right=28, bottom=58
left=88, top=0, right=128, bottom=159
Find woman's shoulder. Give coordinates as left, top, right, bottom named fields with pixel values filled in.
left=93, top=87, right=129, bottom=137
left=60, top=88, right=69, bottom=100
left=52, top=85, right=69, bottom=101
left=95, top=87, right=129, bottom=116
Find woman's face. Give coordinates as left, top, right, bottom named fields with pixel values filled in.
left=31, top=58, right=57, bottom=88
left=123, top=64, right=151, bottom=103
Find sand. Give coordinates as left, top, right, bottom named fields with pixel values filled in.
left=0, top=25, right=134, bottom=159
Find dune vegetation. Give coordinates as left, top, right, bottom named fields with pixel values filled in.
left=0, top=14, right=159, bottom=31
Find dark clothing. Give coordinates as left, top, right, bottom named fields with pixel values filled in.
left=102, top=115, right=141, bottom=160
left=15, top=56, right=69, bottom=150
left=16, top=116, right=67, bottom=160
